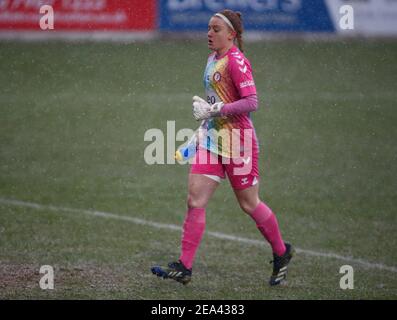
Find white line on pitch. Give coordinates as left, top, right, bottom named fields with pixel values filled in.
left=1, top=197, right=396, bottom=274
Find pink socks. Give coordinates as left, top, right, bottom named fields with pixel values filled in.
left=179, top=202, right=286, bottom=270
left=179, top=207, right=206, bottom=269
left=250, top=202, right=286, bottom=256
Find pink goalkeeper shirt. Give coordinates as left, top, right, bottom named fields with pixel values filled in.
left=201, top=45, right=259, bottom=158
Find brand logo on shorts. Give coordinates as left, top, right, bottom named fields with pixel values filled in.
left=213, top=72, right=221, bottom=82
left=241, top=177, right=249, bottom=185
left=242, top=156, right=251, bottom=164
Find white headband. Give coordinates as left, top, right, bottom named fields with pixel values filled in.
left=214, top=13, right=235, bottom=32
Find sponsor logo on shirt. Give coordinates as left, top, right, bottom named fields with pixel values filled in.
left=240, top=80, right=255, bottom=88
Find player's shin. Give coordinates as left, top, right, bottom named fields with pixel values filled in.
left=179, top=207, right=206, bottom=269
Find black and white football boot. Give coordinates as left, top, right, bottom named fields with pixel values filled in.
left=269, top=243, right=295, bottom=286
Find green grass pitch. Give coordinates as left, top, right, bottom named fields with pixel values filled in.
left=0, top=39, right=396, bottom=299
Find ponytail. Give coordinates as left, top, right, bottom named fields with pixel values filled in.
left=220, top=9, right=244, bottom=52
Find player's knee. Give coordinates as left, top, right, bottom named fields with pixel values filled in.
left=187, top=195, right=207, bottom=209
left=239, top=199, right=259, bottom=215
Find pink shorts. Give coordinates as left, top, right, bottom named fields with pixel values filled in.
left=190, top=147, right=259, bottom=190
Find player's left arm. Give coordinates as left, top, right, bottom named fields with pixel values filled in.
left=219, top=54, right=258, bottom=116
left=220, top=94, right=258, bottom=116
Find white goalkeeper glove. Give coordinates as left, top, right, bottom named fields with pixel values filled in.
left=192, top=96, right=224, bottom=121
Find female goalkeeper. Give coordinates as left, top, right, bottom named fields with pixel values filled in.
left=152, top=9, right=294, bottom=286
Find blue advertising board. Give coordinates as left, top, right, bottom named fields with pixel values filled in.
left=159, top=0, right=335, bottom=32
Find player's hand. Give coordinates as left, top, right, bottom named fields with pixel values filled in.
left=192, top=96, right=209, bottom=120
left=192, top=96, right=224, bottom=120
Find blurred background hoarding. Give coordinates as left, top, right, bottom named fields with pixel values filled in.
left=0, top=0, right=156, bottom=32
left=0, top=0, right=396, bottom=39
left=159, top=0, right=334, bottom=32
